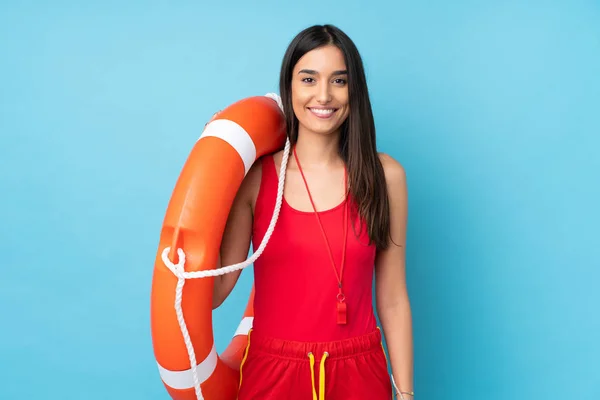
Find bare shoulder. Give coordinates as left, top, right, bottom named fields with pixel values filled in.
left=377, top=153, right=408, bottom=248
left=378, top=152, right=407, bottom=189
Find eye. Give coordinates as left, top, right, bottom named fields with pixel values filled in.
left=333, top=78, right=347, bottom=85
left=301, top=77, right=315, bottom=83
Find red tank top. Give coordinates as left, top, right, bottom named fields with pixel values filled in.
left=251, top=155, right=378, bottom=342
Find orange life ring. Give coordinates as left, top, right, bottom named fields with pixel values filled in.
left=150, top=94, right=288, bottom=400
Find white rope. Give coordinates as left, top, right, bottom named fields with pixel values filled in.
left=159, top=94, right=288, bottom=399
left=264, top=92, right=284, bottom=111
left=168, top=250, right=203, bottom=399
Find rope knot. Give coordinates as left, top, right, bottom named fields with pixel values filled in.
left=161, top=247, right=187, bottom=279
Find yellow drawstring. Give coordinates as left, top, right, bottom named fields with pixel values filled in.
left=238, top=329, right=252, bottom=392
left=308, top=351, right=329, bottom=400
left=308, top=353, right=317, bottom=400
left=319, top=352, right=328, bottom=399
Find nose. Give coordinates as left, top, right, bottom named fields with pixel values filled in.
left=316, top=81, right=332, bottom=104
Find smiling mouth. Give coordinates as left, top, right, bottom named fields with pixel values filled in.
left=308, top=107, right=338, bottom=118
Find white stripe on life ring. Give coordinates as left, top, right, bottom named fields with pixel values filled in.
left=199, top=119, right=257, bottom=175
left=157, top=342, right=218, bottom=390
left=234, top=316, right=254, bottom=337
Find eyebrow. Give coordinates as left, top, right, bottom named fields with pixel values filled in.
left=298, top=69, right=348, bottom=76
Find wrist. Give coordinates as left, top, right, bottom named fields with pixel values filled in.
left=391, top=374, right=414, bottom=399
left=395, top=391, right=414, bottom=399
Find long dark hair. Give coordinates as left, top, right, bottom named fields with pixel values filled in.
left=279, top=24, right=391, bottom=251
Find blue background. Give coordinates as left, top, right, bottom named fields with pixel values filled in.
left=1, top=1, right=599, bottom=399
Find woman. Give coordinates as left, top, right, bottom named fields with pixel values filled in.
left=213, top=24, right=413, bottom=400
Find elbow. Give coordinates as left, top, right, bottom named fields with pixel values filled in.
left=376, top=294, right=412, bottom=319
left=212, top=277, right=225, bottom=310
left=212, top=296, right=223, bottom=310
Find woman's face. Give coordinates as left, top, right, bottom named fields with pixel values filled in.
left=291, top=45, right=350, bottom=137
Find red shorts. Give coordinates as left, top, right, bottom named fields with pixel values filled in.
left=237, top=328, right=393, bottom=400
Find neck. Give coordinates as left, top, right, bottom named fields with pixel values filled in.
left=292, top=127, right=342, bottom=169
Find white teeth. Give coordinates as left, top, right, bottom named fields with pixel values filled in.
left=310, top=108, right=335, bottom=115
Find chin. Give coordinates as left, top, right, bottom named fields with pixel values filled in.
left=298, top=120, right=340, bottom=136
left=313, top=125, right=342, bottom=136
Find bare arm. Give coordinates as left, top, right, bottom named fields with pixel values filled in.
left=212, top=162, right=261, bottom=309
left=375, top=153, right=414, bottom=398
